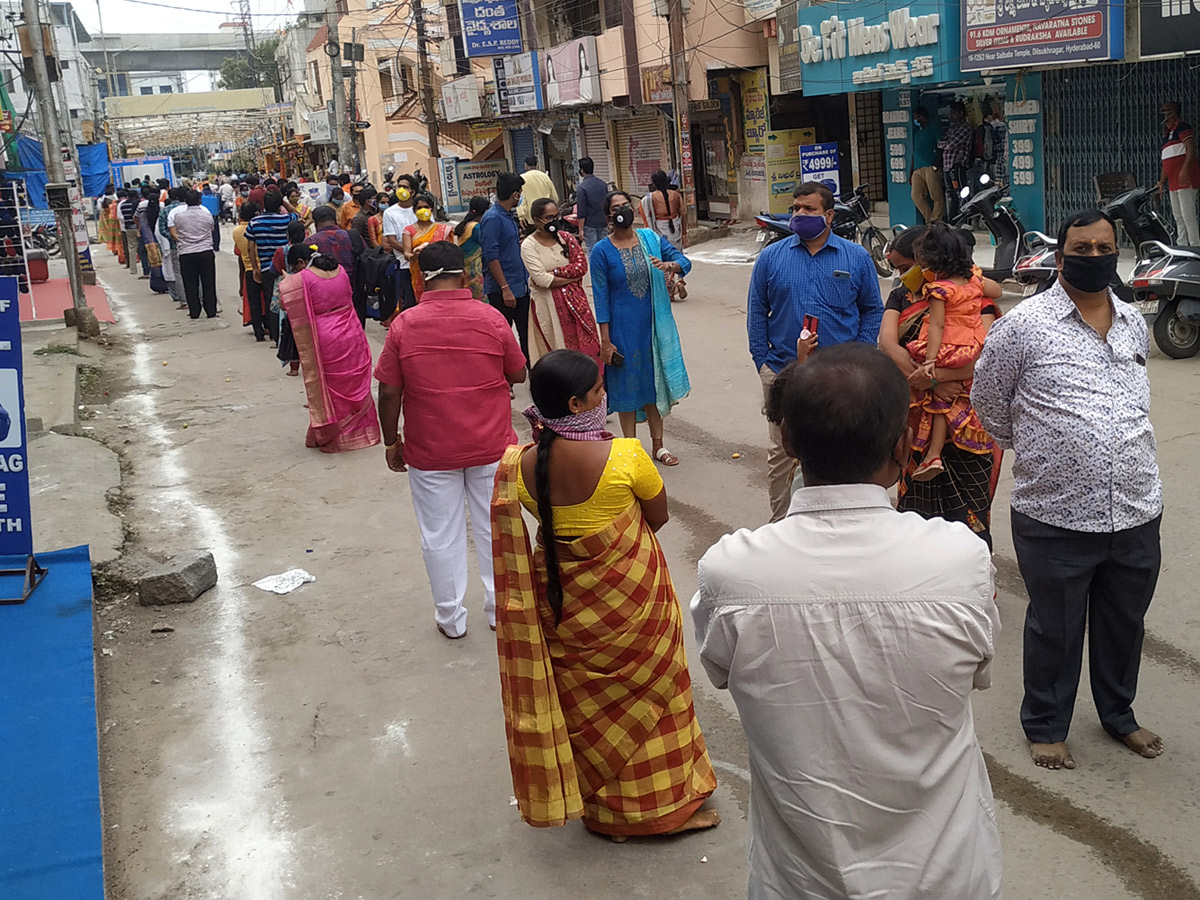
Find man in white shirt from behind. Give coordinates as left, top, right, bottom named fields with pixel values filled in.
left=693, top=343, right=1002, bottom=900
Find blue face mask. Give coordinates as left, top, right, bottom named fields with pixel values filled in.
left=790, top=213, right=828, bottom=241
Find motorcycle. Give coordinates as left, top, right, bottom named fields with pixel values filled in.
left=754, top=184, right=890, bottom=276
left=1014, top=185, right=1171, bottom=300
left=949, top=172, right=1026, bottom=282
left=1131, top=241, right=1200, bottom=358
left=219, top=200, right=235, bottom=225
left=29, top=223, right=60, bottom=257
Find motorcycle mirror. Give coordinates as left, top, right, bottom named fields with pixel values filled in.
left=960, top=186, right=971, bottom=199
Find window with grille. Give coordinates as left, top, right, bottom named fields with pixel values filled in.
left=854, top=91, right=885, bottom=204
left=379, top=60, right=395, bottom=99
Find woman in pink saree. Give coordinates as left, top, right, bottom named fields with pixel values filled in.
left=277, top=245, right=381, bottom=453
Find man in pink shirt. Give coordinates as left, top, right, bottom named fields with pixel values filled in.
left=375, top=241, right=527, bottom=638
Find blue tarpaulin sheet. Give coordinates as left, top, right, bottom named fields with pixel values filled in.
left=0, top=545, right=105, bottom=900
left=4, top=137, right=110, bottom=207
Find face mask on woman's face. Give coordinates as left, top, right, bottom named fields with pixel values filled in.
left=611, top=205, right=635, bottom=229
left=415, top=207, right=433, bottom=222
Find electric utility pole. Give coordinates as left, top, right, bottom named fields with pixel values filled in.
left=21, top=0, right=87, bottom=319
left=667, top=0, right=696, bottom=227
left=414, top=1, right=440, bottom=162
left=325, top=0, right=356, bottom=172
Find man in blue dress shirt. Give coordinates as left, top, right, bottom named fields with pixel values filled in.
left=480, top=172, right=530, bottom=367
left=747, top=182, right=883, bottom=521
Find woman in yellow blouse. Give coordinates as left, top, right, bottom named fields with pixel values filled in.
left=491, top=349, right=718, bottom=841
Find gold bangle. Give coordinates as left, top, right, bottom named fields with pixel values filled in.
left=385, top=440, right=399, bottom=451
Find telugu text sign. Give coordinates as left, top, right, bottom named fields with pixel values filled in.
left=461, top=0, right=523, bottom=58
left=961, top=0, right=1123, bottom=71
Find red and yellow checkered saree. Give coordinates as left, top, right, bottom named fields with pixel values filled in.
left=491, top=445, right=716, bottom=834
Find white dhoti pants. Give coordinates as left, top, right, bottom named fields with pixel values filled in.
left=407, top=462, right=499, bottom=637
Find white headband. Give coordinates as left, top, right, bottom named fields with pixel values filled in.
left=424, top=267, right=464, bottom=279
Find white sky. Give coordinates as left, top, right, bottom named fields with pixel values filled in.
left=74, top=0, right=305, bottom=90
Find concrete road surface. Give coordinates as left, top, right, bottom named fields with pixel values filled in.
left=86, top=229, right=1199, bottom=900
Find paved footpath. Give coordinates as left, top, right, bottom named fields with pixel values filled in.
left=77, top=231, right=1198, bottom=900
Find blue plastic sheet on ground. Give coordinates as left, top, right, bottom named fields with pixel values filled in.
left=4, top=137, right=110, bottom=207
left=0, top=545, right=105, bottom=900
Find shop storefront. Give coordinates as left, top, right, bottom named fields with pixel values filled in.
left=611, top=111, right=668, bottom=196
left=781, top=0, right=1050, bottom=231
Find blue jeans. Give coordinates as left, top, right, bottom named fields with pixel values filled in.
left=583, top=225, right=606, bottom=255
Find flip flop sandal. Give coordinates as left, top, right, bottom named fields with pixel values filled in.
left=437, top=624, right=467, bottom=640
left=912, top=456, right=945, bottom=482
left=655, top=447, right=679, bottom=466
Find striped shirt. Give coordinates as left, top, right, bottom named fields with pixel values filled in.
left=1162, top=121, right=1199, bottom=192
left=747, top=232, right=883, bottom=373
left=245, top=211, right=298, bottom=269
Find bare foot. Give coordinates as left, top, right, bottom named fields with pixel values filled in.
left=1120, top=728, right=1163, bottom=759
left=1030, top=741, right=1075, bottom=770
left=665, top=807, right=721, bottom=835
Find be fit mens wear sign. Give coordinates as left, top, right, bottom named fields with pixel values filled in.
left=791, top=0, right=963, bottom=96
left=962, top=0, right=1125, bottom=70
left=1140, top=0, right=1200, bottom=58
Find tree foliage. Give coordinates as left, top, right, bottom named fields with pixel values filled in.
left=216, top=36, right=283, bottom=95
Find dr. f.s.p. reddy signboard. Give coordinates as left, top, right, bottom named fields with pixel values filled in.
left=1139, top=0, right=1199, bottom=59
left=962, top=0, right=1124, bottom=71
left=461, top=0, right=522, bottom=58
left=791, top=0, right=964, bottom=96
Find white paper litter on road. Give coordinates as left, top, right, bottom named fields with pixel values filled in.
left=252, top=569, right=316, bottom=594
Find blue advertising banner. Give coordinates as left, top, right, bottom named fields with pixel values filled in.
left=461, top=0, right=523, bottom=58
left=793, top=0, right=963, bottom=97
left=0, top=276, right=32, bottom=557
left=962, top=0, right=1124, bottom=71
left=799, top=143, right=842, bottom=198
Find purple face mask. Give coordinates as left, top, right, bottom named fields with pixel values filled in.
left=790, top=213, right=828, bottom=241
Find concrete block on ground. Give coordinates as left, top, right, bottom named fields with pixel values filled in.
left=94, top=550, right=165, bottom=593
left=29, top=432, right=123, bottom=563
left=138, top=550, right=217, bottom=606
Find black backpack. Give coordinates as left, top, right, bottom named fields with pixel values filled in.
left=359, top=245, right=396, bottom=320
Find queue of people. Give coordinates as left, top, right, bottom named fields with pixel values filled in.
left=109, top=165, right=1167, bottom=898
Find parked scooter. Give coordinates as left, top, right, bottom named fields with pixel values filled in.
left=949, top=172, right=1026, bottom=281
left=29, top=223, right=59, bottom=257
left=1013, top=185, right=1169, bottom=302
left=1131, top=242, right=1200, bottom=358
left=754, top=184, right=890, bottom=276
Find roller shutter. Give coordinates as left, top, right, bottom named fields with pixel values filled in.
left=613, top=115, right=666, bottom=195
left=581, top=122, right=614, bottom=187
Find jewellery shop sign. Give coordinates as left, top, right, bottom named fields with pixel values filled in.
left=792, top=0, right=964, bottom=97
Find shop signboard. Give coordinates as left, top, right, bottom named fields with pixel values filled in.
left=492, top=52, right=542, bottom=113
left=792, top=0, right=962, bottom=96
left=799, top=142, right=841, bottom=197
left=442, top=74, right=483, bottom=122
left=541, top=37, right=601, bottom=107
left=456, top=159, right=505, bottom=210
left=745, top=0, right=778, bottom=21
left=0, top=275, right=31, bottom=557
left=1139, top=0, right=1199, bottom=59
left=742, top=68, right=770, bottom=153
left=470, top=123, right=503, bottom=153
left=641, top=65, right=673, bottom=105
left=460, top=0, right=523, bottom=57
left=765, top=127, right=816, bottom=214
left=963, top=0, right=1124, bottom=70
left=308, top=109, right=332, bottom=143
left=777, top=0, right=803, bottom=94
left=439, top=157, right=463, bottom=212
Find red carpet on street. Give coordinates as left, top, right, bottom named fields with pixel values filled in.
left=20, top=278, right=114, bottom=324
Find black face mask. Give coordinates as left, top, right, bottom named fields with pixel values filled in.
left=612, top=205, right=635, bottom=229
left=1060, top=253, right=1119, bottom=294
left=543, top=218, right=563, bottom=235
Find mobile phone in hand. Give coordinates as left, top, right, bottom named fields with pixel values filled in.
left=802, top=314, right=819, bottom=339
left=610, top=350, right=625, bottom=367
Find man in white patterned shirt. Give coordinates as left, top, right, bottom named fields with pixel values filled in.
left=973, top=209, right=1164, bottom=771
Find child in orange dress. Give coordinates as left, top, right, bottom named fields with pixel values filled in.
left=906, top=223, right=989, bottom=481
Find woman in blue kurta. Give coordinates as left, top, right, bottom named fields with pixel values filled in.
left=591, top=191, right=692, bottom=466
